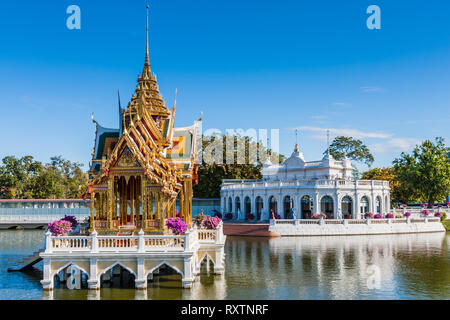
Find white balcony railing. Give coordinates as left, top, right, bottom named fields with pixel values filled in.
left=43, top=223, right=225, bottom=254
left=221, top=179, right=390, bottom=190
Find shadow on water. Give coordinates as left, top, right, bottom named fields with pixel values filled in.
left=1, top=230, right=449, bottom=300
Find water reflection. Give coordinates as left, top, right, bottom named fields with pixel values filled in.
left=1, top=230, right=449, bottom=300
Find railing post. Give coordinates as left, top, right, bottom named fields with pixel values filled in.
left=138, top=229, right=145, bottom=253
left=319, top=217, right=324, bottom=226
left=44, top=231, right=52, bottom=253
left=91, top=230, right=98, bottom=253
left=184, top=231, right=190, bottom=251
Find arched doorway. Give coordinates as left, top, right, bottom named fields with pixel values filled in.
left=256, top=196, right=263, bottom=220
left=360, top=196, right=370, bottom=217
left=269, top=196, right=278, bottom=218
left=235, top=197, right=241, bottom=219
left=376, top=196, right=382, bottom=214
left=320, top=195, right=334, bottom=219
left=244, top=196, right=252, bottom=218
left=283, top=196, right=293, bottom=219
left=301, top=195, right=313, bottom=219
left=341, top=196, right=353, bottom=219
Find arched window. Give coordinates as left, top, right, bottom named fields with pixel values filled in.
left=283, top=196, right=293, bottom=219
left=301, top=195, right=314, bottom=219
left=341, top=196, right=353, bottom=218
left=376, top=196, right=382, bottom=214
left=269, top=196, right=278, bottom=217
left=360, top=196, right=369, bottom=214
left=256, top=197, right=263, bottom=220
left=235, top=197, right=241, bottom=219
left=244, top=196, right=252, bottom=215
left=320, top=195, right=334, bottom=219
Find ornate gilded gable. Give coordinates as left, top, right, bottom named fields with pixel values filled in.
left=115, top=146, right=141, bottom=168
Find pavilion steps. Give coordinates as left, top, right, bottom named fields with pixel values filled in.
left=8, top=249, right=44, bottom=272
left=223, top=223, right=280, bottom=237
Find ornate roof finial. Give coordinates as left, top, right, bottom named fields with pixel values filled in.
left=145, top=4, right=150, bottom=67
left=294, top=129, right=299, bottom=153
left=327, top=129, right=330, bottom=155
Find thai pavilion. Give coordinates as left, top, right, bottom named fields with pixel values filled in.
left=86, top=8, right=200, bottom=234
left=220, top=143, right=391, bottom=221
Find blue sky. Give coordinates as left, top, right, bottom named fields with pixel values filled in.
left=0, top=0, right=449, bottom=172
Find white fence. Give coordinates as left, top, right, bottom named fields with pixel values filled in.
left=44, top=224, right=224, bottom=254
left=270, top=217, right=441, bottom=226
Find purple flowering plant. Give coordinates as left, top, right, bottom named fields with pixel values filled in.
left=364, top=212, right=374, bottom=219
left=193, top=213, right=206, bottom=227
left=48, top=219, right=73, bottom=236
left=421, top=209, right=429, bottom=216
left=385, top=213, right=394, bottom=219
left=404, top=211, right=411, bottom=217
left=202, top=216, right=222, bottom=230
left=374, top=213, right=383, bottom=219
left=245, top=213, right=255, bottom=220
left=61, top=215, right=78, bottom=228
left=166, top=217, right=187, bottom=235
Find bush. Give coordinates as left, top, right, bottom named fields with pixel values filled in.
left=193, top=213, right=206, bottom=227
left=245, top=213, right=255, bottom=220
left=273, top=213, right=281, bottom=219
left=312, top=213, right=327, bottom=219
left=421, top=209, right=429, bottom=216
left=385, top=213, right=394, bottom=219
left=61, top=215, right=78, bottom=228
left=434, top=211, right=446, bottom=221
left=48, top=220, right=73, bottom=236
left=202, top=216, right=222, bottom=230
left=166, top=217, right=187, bottom=235
left=224, top=213, right=233, bottom=220
left=214, top=212, right=223, bottom=219
left=374, top=213, right=382, bottom=219
left=364, top=212, right=373, bottom=219
left=404, top=212, right=411, bottom=217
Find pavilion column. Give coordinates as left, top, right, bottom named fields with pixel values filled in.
left=95, top=194, right=101, bottom=220
left=135, top=178, right=140, bottom=225
left=130, top=177, right=135, bottom=224
left=141, top=178, right=147, bottom=229
left=149, top=192, right=153, bottom=220
left=113, top=180, right=118, bottom=225
left=121, top=179, right=127, bottom=225
left=89, top=192, right=95, bottom=232
left=107, top=179, right=113, bottom=229
left=179, top=190, right=185, bottom=223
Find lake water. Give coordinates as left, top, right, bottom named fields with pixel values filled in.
left=0, top=230, right=449, bottom=300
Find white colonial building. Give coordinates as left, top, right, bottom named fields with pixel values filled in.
left=220, top=144, right=391, bottom=221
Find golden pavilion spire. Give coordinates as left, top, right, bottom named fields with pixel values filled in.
left=145, top=4, right=150, bottom=67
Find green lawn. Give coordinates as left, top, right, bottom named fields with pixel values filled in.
left=442, top=219, right=450, bottom=231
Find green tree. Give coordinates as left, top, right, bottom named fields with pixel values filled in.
left=362, top=167, right=421, bottom=205
left=393, top=137, right=450, bottom=207
left=194, top=134, right=283, bottom=198
left=0, top=155, right=86, bottom=199
left=325, top=136, right=374, bottom=167
left=0, top=156, right=43, bottom=198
